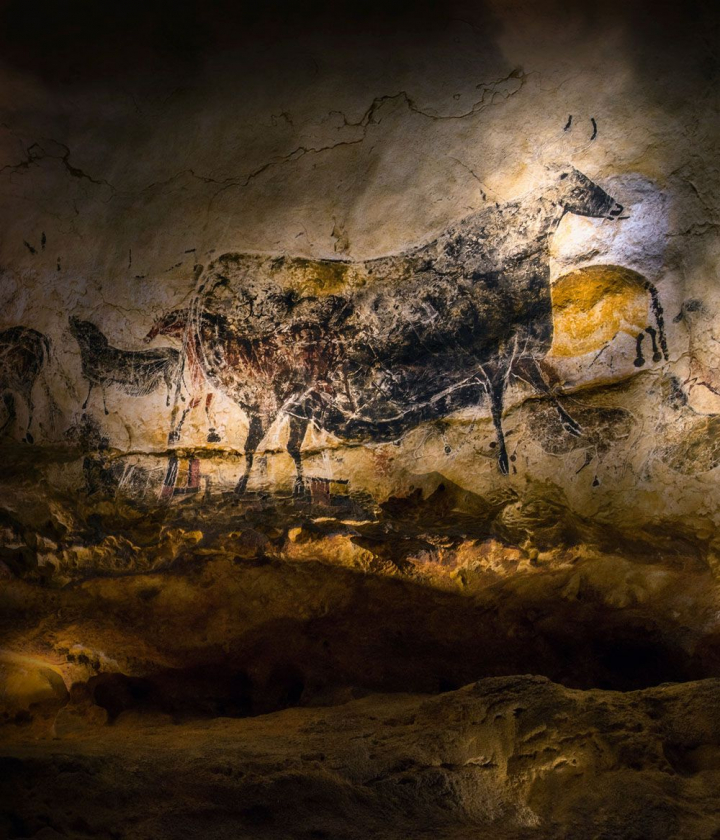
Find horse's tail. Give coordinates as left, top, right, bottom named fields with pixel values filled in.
left=644, top=279, right=669, bottom=361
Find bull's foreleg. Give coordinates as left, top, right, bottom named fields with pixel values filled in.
left=205, top=394, right=221, bottom=443
left=82, top=381, right=93, bottom=410
left=287, top=413, right=310, bottom=498
left=515, top=357, right=581, bottom=437
left=235, top=413, right=267, bottom=496
left=479, top=363, right=510, bottom=475
left=101, top=387, right=109, bottom=416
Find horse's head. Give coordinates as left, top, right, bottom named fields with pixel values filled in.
left=68, top=316, right=91, bottom=338
left=550, top=166, right=626, bottom=221
left=69, top=316, right=107, bottom=347
left=144, top=309, right=187, bottom=343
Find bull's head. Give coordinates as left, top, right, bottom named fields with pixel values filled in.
left=551, top=166, right=626, bottom=221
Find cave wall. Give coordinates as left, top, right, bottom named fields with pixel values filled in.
left=3, top=10, right=720, bottom=835
left=0, top=0, right=718, bottom=532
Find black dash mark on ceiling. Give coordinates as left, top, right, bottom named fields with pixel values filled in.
left=57, top=258, right=61, bottom=271
left=590, top=118, right=597, bottom=140
left=23, top=240, right=36, bottom=255
left=135, top=275, right=146, bottom=280
left=184, top=248, right=196, bottom=254
left=164, top=262, right=182, bottom=272
left=128, top=249, right=132, bottom=269
left=564, top=115, right=572, bottom=131
left=41, top=232, right=46, bottom=250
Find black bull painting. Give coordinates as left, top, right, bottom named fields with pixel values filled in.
left=161, top=166, right=626, bottom=494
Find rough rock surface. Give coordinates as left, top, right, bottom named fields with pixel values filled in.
left=1, top=0, right=720, bottom=836
left=3, top=676, right=720, bottom=839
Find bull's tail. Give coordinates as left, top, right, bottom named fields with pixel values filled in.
left=644, top=279, right=669, bottom=361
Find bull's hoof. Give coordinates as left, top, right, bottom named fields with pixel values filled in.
left=207, top=429, right=221, bottom=443
left=234, top=477, right=249, bottom=496
left=23, top=433, right=34, bottom=444
left=293, top=478, right=310, bottom=501
left=497, top=450, right=509, bottom=475
left=653, top=352, right=663, bottom=363
left=168, top=430, right=181, bottom=444
left=562, top=418, right=582, bottom=437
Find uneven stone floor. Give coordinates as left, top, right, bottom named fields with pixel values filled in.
left=3, top=676, right=720, bottom=840
left=2, top=469, right=720, bottom=838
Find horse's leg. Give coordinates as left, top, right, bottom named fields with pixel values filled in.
left=515, top=357, right=582, bottom=437
left=82, top=381, right=93, bottom=410
left=634, top=333, right=646, bottom=367
left=22, top=389, right=35, bottom=444
left=0, top=392, right=16, bottom=437
left=101, top=387, right=109, bottom=415
left=645, top=326, right=663, bottom=363
left=235, top=412, right=268, bottom=496
left=205, top=394, right=221, bottom=442
left=479, top=363, right=510, bottom=475
left=287, top=414, right=310, bottom=497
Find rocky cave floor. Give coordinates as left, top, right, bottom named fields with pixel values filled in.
left=2, top=446, right=720, bottom=838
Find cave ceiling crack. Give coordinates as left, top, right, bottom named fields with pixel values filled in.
left=204, top=69, right=528, bottom=208
left=0, top=70, right=529, bottom=219
left=0, top=139, right=114, bottom=190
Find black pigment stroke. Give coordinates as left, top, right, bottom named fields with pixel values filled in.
left=69, top=317, right=181, bottom=416
left=174, top=165, right=626, bottom=493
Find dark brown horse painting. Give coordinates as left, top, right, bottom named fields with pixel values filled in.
left=176, top=166, right=627, bottom=493
left=69, top=317, right=181, bottom=415
left=0, top=326, right=52, bottom=444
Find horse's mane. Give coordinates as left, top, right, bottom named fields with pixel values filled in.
left=71, top=319, right=109, bottom=348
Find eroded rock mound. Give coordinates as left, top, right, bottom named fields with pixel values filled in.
left=2, top=676, right=720, bottom=840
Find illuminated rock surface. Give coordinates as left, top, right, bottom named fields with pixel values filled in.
left=1, top=0, right=719, bottom=836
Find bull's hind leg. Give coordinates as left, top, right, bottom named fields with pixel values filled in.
left=479, top=362, right=510, bottom=475
left=235, top=412, right=271, bottom=496
left=287, top=414, right=310, bottom=498
left=515, top=357, right=582, bottom=437
left=169, top=397, right=199, bottom=443
left=205, top=394, right=221, bottom=443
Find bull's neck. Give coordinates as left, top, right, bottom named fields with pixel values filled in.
left=534, top=195, right=567, bottom=242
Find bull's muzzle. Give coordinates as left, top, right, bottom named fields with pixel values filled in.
left=607, top=201, right=626, bottom=220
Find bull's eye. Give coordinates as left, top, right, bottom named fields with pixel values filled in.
left=560, top=172, right=569, bottom=180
